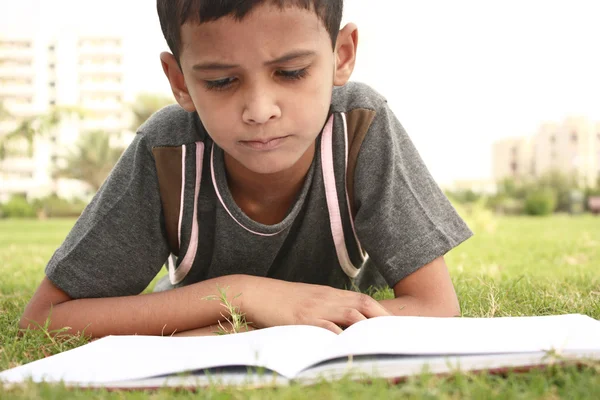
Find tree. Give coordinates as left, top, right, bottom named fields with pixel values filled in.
left=0, top=101, right=17, bottom=160
left=0, top=101, right=9, bottom=120
left=53, top=130, right=125, bottom=192
left=0, top=106, right=76, bottom=161
left=130, top=93, right=175, bottom=131
left=0, top=118, right=36, bottom=159
left=536, top=170, right=577, bottom=212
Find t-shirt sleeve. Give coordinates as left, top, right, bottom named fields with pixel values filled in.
left=45, top=133, right=170, bottom=298
left=353, top=101, right=473, bottom=287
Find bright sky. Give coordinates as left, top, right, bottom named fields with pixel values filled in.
left=1, top=0, right=599, bottom=185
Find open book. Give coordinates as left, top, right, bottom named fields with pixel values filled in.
left=2, top=314, right=600, bottom=389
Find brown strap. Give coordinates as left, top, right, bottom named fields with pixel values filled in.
left=152, top=146, right=183, bottom=256
left=345, top=108, right=377, bottom=219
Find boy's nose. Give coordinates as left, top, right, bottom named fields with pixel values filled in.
left=242, top=86, right=281, bottom=125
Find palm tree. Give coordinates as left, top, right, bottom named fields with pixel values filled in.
left=0, top=118, right=36, bottom=159
left=0, top=102, right=9, bottom=120
left=0, top=101, right=18, bottom=160
left=0, top=106, right=76, bottom=161
left=53, top=130, right=125, bottom=192
left=130, top=93, right=175, bottom=131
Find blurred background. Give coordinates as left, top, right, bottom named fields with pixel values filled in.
left=0, top=0, right=599, bottom=218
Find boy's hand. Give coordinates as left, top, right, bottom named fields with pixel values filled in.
left=172, top=324, right=257, bottom=337
left=242, top=277, right=392, bottom=334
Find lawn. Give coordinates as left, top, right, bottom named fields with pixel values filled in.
left=0, top=215, right=599, bottom=399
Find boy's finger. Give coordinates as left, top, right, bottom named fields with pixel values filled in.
left=315, top=319, right=344, bottom=335
left=354, top=293, right=393, bottom=318
left=334, top=308, right=368, bottom=327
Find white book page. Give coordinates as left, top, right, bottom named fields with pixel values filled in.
left=323, top=314, right=600, bottom=361
left=0, top=325, right=336, bottom=384
left=234, top=324, right=338, bottom=377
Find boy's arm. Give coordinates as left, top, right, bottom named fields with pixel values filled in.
left=344, top=86, right=472, bottom=317
left=378, top=256, right=460, bottom=317
left=20, top=275, right=251, bottom=338
left=20, top=274, right=391, bottom=338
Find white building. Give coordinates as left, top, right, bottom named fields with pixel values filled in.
left=0, top=34, right=128, bottom=202
left=0, top=37, right=48, bottom=201
left=492, top=117, right=600, bottom=188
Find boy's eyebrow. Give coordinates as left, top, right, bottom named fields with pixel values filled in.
left=264, top=50, right=316, bottom=66
left=192, top=50, right=316, bottom=71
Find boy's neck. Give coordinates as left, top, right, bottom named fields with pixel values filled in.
left=224, top=142, right=316, bottom=225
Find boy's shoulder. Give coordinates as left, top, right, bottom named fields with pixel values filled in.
left=136, top=104, right=208, bottom=148
left=331, top=81, right=388, bottom=113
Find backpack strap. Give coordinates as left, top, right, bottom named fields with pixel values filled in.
left=152, top=146, right=183, bottom=257
left=345, top=108, right=377, bottom=220
left=321, top=109, right=377, bottom=278
left=152, top=142, right=204, bottom=284
left=152, top=108, right=376, bottom=283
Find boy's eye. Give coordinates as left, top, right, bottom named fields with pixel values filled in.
left=202, top=68, right=309, bottom=92
left=204, top=77, right=236, bottom=91
left=276, top=68, right=309, bottom=81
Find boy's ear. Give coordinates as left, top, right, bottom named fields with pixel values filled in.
left=160, top=52, right=196, bottom=112
left=333, top=23, right=358, bottom=86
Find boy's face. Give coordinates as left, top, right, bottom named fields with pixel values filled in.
left=162, top=4, right=357, bottom=175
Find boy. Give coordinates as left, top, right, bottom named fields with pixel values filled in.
left=20, top=0, right=472, bottom=337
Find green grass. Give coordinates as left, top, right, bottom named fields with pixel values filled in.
left=1, top=216, right=599, bottom=398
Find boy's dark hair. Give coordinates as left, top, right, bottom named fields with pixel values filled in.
left=157, top=0, right=344, bottom=63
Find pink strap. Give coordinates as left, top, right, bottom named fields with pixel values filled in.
left=341, top=113, right=368, bottom=260
left=169, top=141, right=204, bottom=285
left=168, top=115, right=365, bottom=283
left=210, top=144, right=285, bottom=237
left=176, top=145, right=186, bottom=248
left=321, top=114, right=362, bottom=278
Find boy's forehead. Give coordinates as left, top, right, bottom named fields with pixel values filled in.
left=179, top=4, right=330, bottom=64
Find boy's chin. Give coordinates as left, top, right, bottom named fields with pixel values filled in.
left=240, top=157, right=302, bottom=176
left=225, top=141, right=316, bottom=176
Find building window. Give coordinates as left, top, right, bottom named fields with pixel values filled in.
left=571, top=131, right=578, bottom=143
left=550, top=135, right=556, bottom=144
left=511, top=162, right=518, bottom=173
left=49, top=81, right=56, bottom=87
left=49, top=63, right=55, bottom=70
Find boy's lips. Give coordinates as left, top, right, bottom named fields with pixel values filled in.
left=239, top=135, right=290, bottom=151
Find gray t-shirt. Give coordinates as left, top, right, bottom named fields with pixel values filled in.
left=45, top=82, right=472, bottom=298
